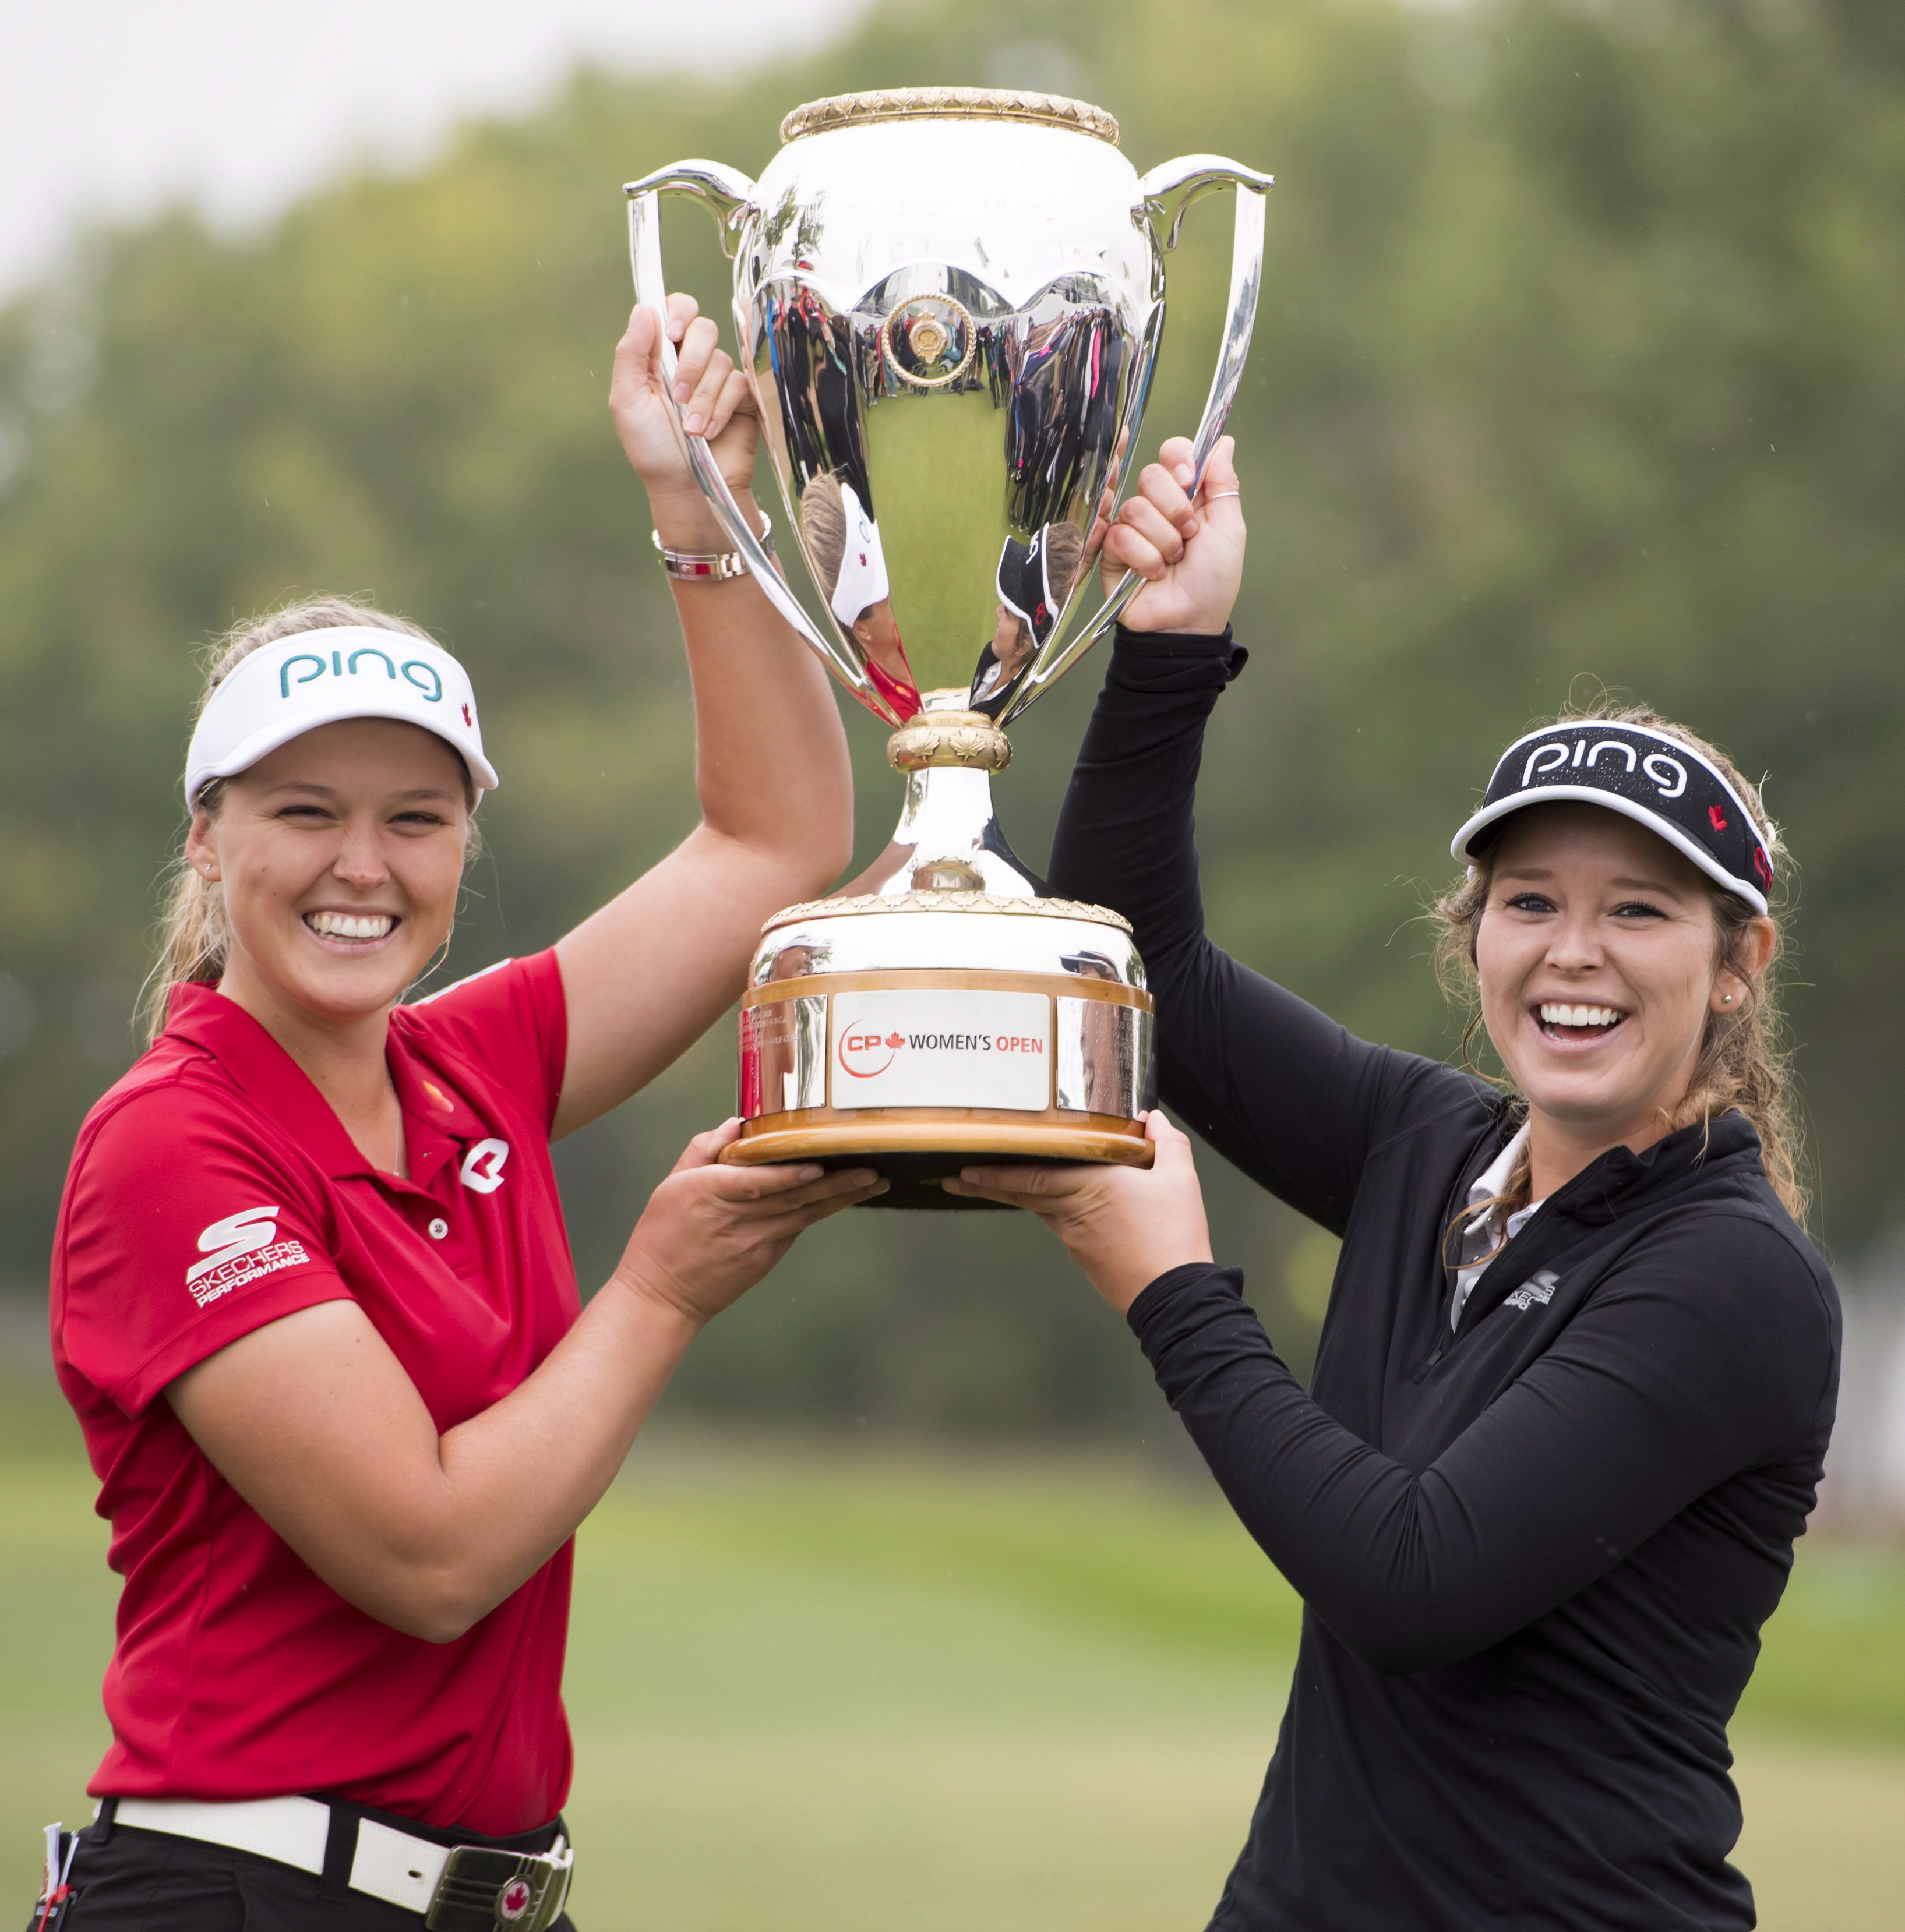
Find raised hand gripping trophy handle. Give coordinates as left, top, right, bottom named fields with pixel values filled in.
left=623, top=92, right=1271, bottom=1206
left=626, top=163, right=880, bottom=709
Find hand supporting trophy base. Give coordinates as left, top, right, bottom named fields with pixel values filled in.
left=627, top=88, right=1269, bottom=1208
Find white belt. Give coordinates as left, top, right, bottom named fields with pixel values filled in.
left=107, top=1795, right=517, bottom=1917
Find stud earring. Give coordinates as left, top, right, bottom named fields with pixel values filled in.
left=1722, top=993, right=1734, bottom=1004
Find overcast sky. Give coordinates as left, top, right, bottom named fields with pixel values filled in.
left=0, top=0, right=876, bottom=300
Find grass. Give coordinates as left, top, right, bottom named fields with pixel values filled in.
left=4, top=1415, right=1905, bottom=1927
left=1737, top=1539, right=1905, bottom=1741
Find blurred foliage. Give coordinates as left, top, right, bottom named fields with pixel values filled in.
left=1, top=0, right=1902, bottom=1429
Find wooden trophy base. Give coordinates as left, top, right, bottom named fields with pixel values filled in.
left=725, top=1105, right=1153, bottom=1210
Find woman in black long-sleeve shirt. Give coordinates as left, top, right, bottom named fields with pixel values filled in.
left=947, top=437, right=1839, bottom=1931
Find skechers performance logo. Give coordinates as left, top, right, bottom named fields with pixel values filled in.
left=185, top=1205, right=312, bottom=1309
left=1504, top=1269, right=1560, bottom=1312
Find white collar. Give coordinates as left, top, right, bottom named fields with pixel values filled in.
left=1452, top=1119, right=1542, bottom=1328
left=1466, top=1119, right=1532, bottom=1217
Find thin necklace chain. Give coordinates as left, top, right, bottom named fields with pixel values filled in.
left=384, top=1078, right=408, bottom=1180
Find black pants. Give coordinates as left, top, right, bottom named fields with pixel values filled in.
left=26, top=1798, right=578, bottom=1930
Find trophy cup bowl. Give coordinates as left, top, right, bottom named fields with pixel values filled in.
left=627, top=89, right=1270, bottom=1207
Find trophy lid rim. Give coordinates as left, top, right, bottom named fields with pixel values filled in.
left=760, top=892, right=1135, bottom=935
left=780, top=88, right=1120, bottom=149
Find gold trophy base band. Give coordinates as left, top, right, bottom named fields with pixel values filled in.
left=738, top=966, right=1149, bottom=1010
left=722, top=1108, right=1153, bottom=1168
left=886, top=707, right=1011, bottom=773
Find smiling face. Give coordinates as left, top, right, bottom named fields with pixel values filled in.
left=185, top=717, right=471, bottom=1030
left=850, top=597, right=910, bottom=683
left=989, top=606, right=1035, bottom=676
left=1474, top=803, right=1769, bottom=1162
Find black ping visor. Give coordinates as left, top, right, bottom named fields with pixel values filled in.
left=1449, top=721, right=1773, bottom=914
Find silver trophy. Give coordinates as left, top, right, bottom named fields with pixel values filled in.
left=627, top=89, right=1269, bottom=1206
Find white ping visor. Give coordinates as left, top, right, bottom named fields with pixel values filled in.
left=185, top=628, right=498, bottom=809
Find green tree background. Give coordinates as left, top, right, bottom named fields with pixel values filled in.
left=2, top=0, right=1900, bottom=1431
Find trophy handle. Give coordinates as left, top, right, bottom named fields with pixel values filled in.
left=999, top=157, right=1272, bottom=726
left=624, top=164, right=880, bottom=707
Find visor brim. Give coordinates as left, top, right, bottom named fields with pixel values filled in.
left=1449, top=787, right=1768, bottom=916
left=188, top=700, right=499, bottom=810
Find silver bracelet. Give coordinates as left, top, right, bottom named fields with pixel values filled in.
left=652, top=510, right=774, bottom=582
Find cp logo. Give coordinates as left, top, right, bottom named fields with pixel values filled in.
left=837, top=1028, right=905, bottom=1079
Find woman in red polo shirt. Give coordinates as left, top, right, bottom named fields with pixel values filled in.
left=36, top=296, right=880, bottom=1931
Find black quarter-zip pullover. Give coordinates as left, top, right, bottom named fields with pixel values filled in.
left=1047, top=630, right=1840, bottom=1932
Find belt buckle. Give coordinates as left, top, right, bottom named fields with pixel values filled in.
left=425, top=1836, right=572, bottom=1931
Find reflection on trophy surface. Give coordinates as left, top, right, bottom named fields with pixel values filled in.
left=974, top=523, right=1086, bottom=716
left=798, top=473, right=919, bottom=719
left=627, top=88, right=1269, bottom=1205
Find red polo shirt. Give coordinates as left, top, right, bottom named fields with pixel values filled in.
left=50, top=953, right=580, bottom=1835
